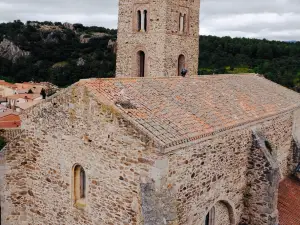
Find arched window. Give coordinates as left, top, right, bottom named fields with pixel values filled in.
left=179, top=13, right=184, bottom=33
left=178, top=54, right=186, bottom=76
left=137, top=51, right=145, bottom=77
left=205, top=206, right=215, bottom=225
left=73, top=164, right=86, bottom=203
left=137, top=10, right=142, bottom=31
left=179, top=13, right=187, bottom=34
left=137, top=10, right=147, bottom=32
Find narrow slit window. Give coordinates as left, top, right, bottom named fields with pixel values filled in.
left=138, top=51, right=145, bottom=77
left=137, top=10, right=142, bottom=31
left=205, top=207, right=215, bottom=225
left=73, top=164, right=86, bottom=203
left=180, top=13, right=183, bottom=33
left=183, top=14, right=186, bottom=32
left=179, top=13, right=182, bottom=31
left=144, top=10, right=148, bottom=31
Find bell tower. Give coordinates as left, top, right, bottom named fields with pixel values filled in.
left=116, top=0, right=200, bottom=77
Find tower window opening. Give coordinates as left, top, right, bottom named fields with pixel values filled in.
left=73, top=164, right=86, bottom=204
left=179, top=13, right=187, bottom=33
left=179, top=13, right=184, bottom=33
left=137, top=10, right=142, bottom=31
left=183, top=14, right=186, bottom=32
left=144, top=10, right=148, bottom=31
left=179, top=13, right=182, bottom=31
left=205, top=207, right=215, bottom=225
left=137, top=51, right=145, bottom=77
left=178, top=54, right=186, bottom=76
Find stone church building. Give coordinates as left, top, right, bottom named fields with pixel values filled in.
left=1, top=0, right=300, bottom=225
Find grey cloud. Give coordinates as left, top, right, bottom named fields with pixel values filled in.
left=0, top=0, right=299, bottom=40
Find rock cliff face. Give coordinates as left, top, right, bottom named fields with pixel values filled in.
left=107, top=39, right=117, bottom=53
left=79, top=33, right=109, bottom=43
left=0, top=38, right=30, bottom=62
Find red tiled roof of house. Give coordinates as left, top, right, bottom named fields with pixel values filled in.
left=80, top=74, right=300, bottom=149
left=278, top=177, right=300, bottom=225
left=0, top=110, right=21, bottom=128
left=0, top=80, right=17, bottom=89
left=7, top=94, right=41, bottom=100
left=16, top=100, right=43, bottom=110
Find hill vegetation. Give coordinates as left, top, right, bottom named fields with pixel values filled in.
left=0, top=20, right=300, bottom=91
left=199, top=35, right=300, bottom=90
left=0, top=20, right=117, bottom=87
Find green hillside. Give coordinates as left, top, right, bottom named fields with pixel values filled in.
left=199, top=35, right=300, bottom=91
left=0, top=20, right=117, bottom=87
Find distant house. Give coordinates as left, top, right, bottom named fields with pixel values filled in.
left=0, top=104, right=8, bottom=113
left=15, top=82, right=58, bottom=96
left=7, top=94, right=42, bottom=110
left=15, top=82, right=48, bottom=95
left=0, top=80, right=17, bottom=97
left=15, top=100, right=42, bottom=113
left=0, top=110, right=21, bottom=128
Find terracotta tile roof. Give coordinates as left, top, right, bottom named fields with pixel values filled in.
left=278, top=177, right=300, bottom=225
left=0, top=110, right=21, bottom=128
left=0, top=80, right=17, bottom=89
left=7, top=94, right=41, bottom=100
left=16, top=100, right=43, bottom=110
left=80, top=74, right=300, bottom=148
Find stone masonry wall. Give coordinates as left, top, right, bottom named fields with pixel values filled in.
left=116, top=0, right=200, bottom=77
left=243, top=129, right=280, bottom=225
left=163, top=112, right=293, bottom=225
left=0, top=84, right=165, bottom=225
left=260, top=112, right=294, bottom=179
left=116, top=0, right=168, bottom=77
left=165, top=0, right=200, bottom=77
left=0, top=80, right=296, bottom=225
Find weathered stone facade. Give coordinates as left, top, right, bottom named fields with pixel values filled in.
left=1, top=85, right=158, bottom=225
left=1, top=0, right=300, bottom=223
left=116, top=0, right=200, bottom=77
left=1, top=75, right=300, bottom=225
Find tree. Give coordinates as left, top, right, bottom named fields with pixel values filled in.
left=40, top=88, right=46, bottom=99
left=28, top=89, right=33, bottom=94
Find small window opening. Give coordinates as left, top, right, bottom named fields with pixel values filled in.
left=179, top=13, right=184, bottom=33
left=73, top=164, right=86, bottom=203
left=179, top=13, right=182, bottom=31
left=205, top=207, right=215, bottom=225
left=144, top=10, right=148, bottom=31
left=137, top=10, right=142, bottom=31
left=138, top=51, right=145, bottom=77
left=183, top=14, right=186, bottom=32
left=178, top=54, right=186, bottom=76
left=179, top=13, right=187, bottom=33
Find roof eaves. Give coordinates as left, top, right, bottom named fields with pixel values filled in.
left=162, top=104, right=300, bottom=154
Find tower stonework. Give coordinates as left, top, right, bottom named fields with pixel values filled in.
left=116, top=0, right=200, bottom=77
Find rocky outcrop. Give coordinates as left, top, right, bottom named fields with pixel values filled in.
left=0, top=39, right=30, bottom=62
left=79, top=33, right=109, bottom=44
left=42, top=31, right=67, bottom=44
left=107, top=39, right=117, bottom=53
left=77, top=58, right=85, bottom=66
left=63, top=22, right=75, bottom=31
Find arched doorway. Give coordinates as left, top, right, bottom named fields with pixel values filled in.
left=202, top=201, right=235, bottom=225
left=137, top=51, right=145, bottom=77
left=178, top=54, right=185, bottom=76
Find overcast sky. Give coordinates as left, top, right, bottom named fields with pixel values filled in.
left=0, top=0, right=299, bottom=41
